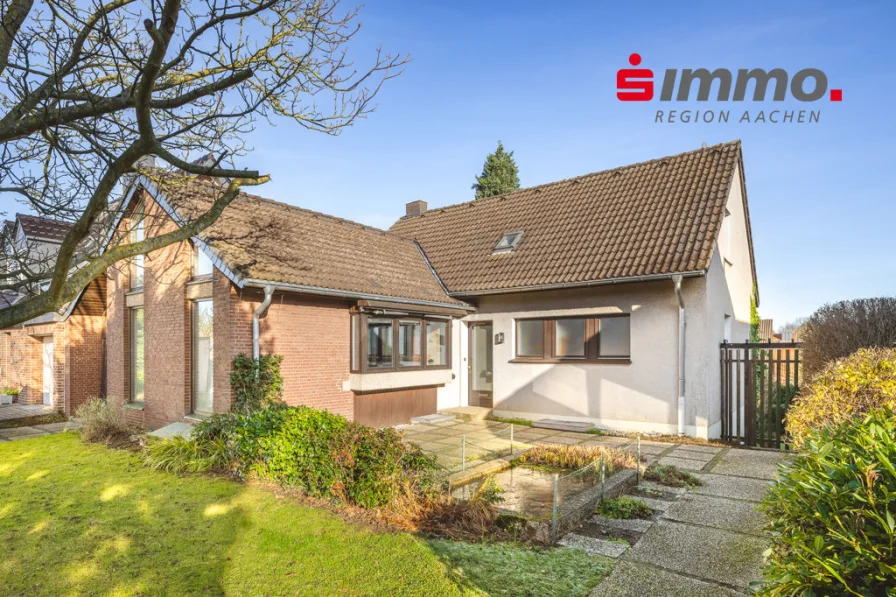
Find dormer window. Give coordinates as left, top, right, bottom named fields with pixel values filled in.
left=493, top=231, right=524, bottom=254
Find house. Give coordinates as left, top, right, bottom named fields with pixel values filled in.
left=0, top=214, right=106, bottom=414
left=94, top=139, right=754, bottom=438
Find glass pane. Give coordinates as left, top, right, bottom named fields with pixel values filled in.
left=600, top=317, right=631, bottom=357
left=516, top=319, right=544, bottom=357
left=398, top=320, right=421, bottom=367
left=195, top=247, right=213, bottom=277
left=555, top=318, right=585, bottom=357
left=132, top=254, right=144, bottom=288
left=471, top=324, right=493, bottom=392
left=426, top=321, right=448, bottom=366
left=193, top=301, right=214, bottom=413
left=131, top=209, right=145, bottom=289
left=367, top=318, right=393, bottom=368
left=131, top=308, right=144, bottom=402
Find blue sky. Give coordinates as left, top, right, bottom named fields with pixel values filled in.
left=9, top=0, right=896, bottom=325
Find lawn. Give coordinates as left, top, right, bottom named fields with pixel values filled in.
left=0, top=433, right=611, bottom=596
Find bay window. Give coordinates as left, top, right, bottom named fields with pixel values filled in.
left=514, top=315, right=631, bottom=363
left=352, top=313, right=451, bottom=373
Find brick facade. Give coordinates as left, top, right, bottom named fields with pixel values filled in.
left=104, top=189, right=356, bottom=429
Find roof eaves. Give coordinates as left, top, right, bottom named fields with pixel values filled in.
left=447, top=270, right=707, bottom=297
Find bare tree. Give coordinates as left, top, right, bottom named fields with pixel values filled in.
left=0, top=0, right=406, bottom=327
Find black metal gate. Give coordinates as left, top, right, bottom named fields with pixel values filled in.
left=720, top=342, right=801, bottom=448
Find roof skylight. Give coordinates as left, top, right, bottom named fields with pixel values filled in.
left=493, top=231, right=524, bottom=254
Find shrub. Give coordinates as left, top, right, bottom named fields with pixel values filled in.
left=513, top=445, right=637, bottom=474
left=643, top=464, right=703, bottom=488
left=800, top=297, right=896, bottom=379
left=144, top=405, right=439, bottom=509
left=598, top=496, right=653, bottom=519
left=759, top=408, right=896, bottom=596
left=75, top=396, right=131, bottom=444
left=230, top=353, right=284, bottom=414
left=258, top=407, right=438, bottom=508
left=785, top=348, right=896, bottom=448
left=1, top=386, right=19, bottom=395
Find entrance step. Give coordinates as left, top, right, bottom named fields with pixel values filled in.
left=558, top=533, right=629, bottom=558
left=532, top=419, right=594, bottom=433
left=439, top=406, right=492, bottom=423
left=147, top=422, right=195, bottom=440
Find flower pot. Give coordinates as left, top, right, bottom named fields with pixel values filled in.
left=0, top=394, right=14, bottom=405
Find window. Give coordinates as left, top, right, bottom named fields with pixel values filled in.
left=367, top=318, right=393, bottom=369
left=426, top=321, right=448, bottom=366
left=130, top=204, right=145, bottom=289
left=398, top=320, right=421, bottom=367
left=514, top=315, right=631, bottom=362
left=192, top=300, right=214, bottom=413
left=193, top=245, right=214, bottom=278
left=130, top=308, right=144, bottom=402
left=493, top=231, right=524, bottom=254
left=353, top=314, right=451, bottom=372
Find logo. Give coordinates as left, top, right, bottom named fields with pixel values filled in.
left=617, top=53, right=842, bottom=124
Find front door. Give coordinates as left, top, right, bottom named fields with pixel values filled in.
left=468, top=322, right=493, bottom=408
left=42, top=337, right=53, bottom=406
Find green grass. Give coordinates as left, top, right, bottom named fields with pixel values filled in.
left=429, top=540, right=613, bottom=597
left=643, top=463, right=704, bottom=488
left=0, top=433, right=485, bottom=596
left=0, top=412, right=67, bottom=429
left=597, top=496, right=653, bottom=520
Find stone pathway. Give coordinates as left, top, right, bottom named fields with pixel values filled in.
left=0, top=420, right=79, bottom=442
left=0, top=403, right=55, bottom=421
left=585, top=446, right=789, bottom=596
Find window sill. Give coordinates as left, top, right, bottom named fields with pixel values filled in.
left=125, top=288, right=144, bottom=296
left=126, top=401, right=145, bottom=411
left=187, top=276, right=213, bottom=285
left=509, top=358, right=631, bottom=365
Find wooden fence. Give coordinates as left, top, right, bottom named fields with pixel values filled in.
left=720, top=342, right=801, bottom=449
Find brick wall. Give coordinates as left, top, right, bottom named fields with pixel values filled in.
left=64, top=314, right=105, bottom=415
left=0, top=321, right=75, bottom=412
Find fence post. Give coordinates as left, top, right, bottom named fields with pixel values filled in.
left=600, top=453, right=606, bottom=501
left=551, top=473, right=559, bottom=543
left=636, top=436, right=641, bottom=485
left=510, top=424, right=514, bottom=455
left=462, top=435, right=466, bottom=471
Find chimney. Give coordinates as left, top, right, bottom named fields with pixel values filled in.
left=405, top=200, right=427, bottom=218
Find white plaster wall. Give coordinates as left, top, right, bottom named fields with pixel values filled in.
left=452, top=280, right=717, bottom=436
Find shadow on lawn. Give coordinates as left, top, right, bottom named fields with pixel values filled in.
left=0, top=433, right=246, bottom=595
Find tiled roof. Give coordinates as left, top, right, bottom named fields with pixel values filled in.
left=152, top=176, right=468, bottom=308
left=390, top=141, right=746, bottom=294
left=759, top=319, right=775, bottom=342
left=17, top=214, right=72, bottom=242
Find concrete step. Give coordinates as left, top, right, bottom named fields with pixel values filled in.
left=439, top=406, right=492, bottom=423
left=532, top=419, right=594, bottom=433
left=558, top=533, right=628, bottom=558
left=410, top=413, right=457, bottom=424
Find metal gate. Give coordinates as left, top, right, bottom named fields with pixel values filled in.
left=720, top=342, right=801, bottom=449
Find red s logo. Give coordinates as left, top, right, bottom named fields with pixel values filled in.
left=617, top=53, right=653, bottom=101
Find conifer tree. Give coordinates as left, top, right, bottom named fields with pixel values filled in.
left=472, top=141, right=521, bottom=199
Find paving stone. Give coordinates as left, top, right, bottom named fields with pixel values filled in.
left=35, top=422, right=76, bottom=433
left=532, top=419, right=594, bottom=433
left=657, top=455, right=708, bottom=471
left=638, top=480, right=687, bottom=497
left=595, top=435, right=633, bottom=445
left=558, top=533, right=628, bottom=558
left=675, top=444, right=726, bottom=455
left=663, top=493, right=767, bottom=536
left=637, top=496, right=672, bottom=512
left=709, top=449, right=789, bottom=480
left=589, top=514, right=653, bottom=533
left=533, top=435, right=582, bottom=446
left=691, top=473, right=773, bottom=503
left=512, top=431, right=553, bottom=442
left=626, top=520, right=767, bottom=590
left=666, top=449, right=716, bottom=463
left=0, top=427, right=49, bottom=439
left=410, top=413, right=456, bottom=424
left=591, top=560, right=746, bottom=597
left=622, top=443, right=667, bottom=455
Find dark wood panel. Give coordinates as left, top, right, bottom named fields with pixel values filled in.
left=353, top=387, right=437, bottom=428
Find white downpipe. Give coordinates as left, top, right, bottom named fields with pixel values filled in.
left=252, top=286, right=275, bottom=359
left=672, top=275, right=686, bottom=436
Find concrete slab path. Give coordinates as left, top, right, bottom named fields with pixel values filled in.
left=0, top=420, right=79, bottom=442
left=591, top=447, right=789, bottom=596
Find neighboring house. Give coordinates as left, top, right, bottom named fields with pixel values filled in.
left=759, top=318, right=777, bottom=342
left=0, top=214, right=106, bottom=414
left=92, top=139, right=756, bottom=438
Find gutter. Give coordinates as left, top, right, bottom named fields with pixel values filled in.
left=448, top=270, right=706, bottom=297
left=672, top=274, right=686, bottom=436
left=252, top=285, right=275, bottom=359
left=241, top=278, right=475, bottom=312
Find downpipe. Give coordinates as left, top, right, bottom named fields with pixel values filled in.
left=672, top=275, right=686, bottom=436
left=252, top=285, right=275, bottom=359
